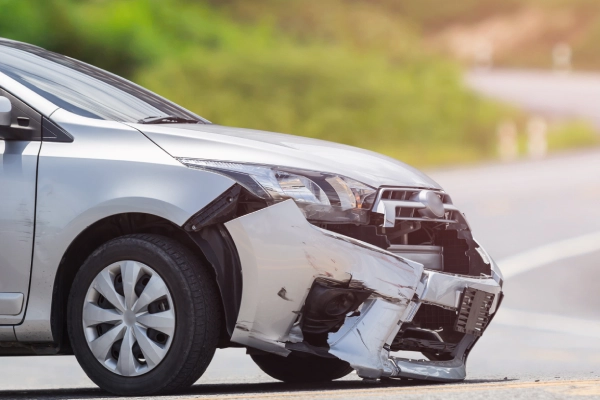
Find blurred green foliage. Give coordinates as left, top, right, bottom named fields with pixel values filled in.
left=0, top=0, right=594, bottom=166
left=547, top=121, right=600, bottom=150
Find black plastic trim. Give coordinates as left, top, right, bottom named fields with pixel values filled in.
left=0, top=88, right=42, bottom=141
left=186, top=224, right=243, bottom=336
left=184, top=185, right=241, bottom=232
left=42, top=117, right=74, bottom=143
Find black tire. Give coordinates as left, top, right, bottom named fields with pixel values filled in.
left=251, top=353, right=353, bottom=383
left=67, top=234, right=221, bottom=396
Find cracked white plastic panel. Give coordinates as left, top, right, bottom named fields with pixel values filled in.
left=224, top=200, right=423, bottom=355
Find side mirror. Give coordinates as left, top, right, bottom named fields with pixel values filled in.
left=0, top=96, right=11, bottom=127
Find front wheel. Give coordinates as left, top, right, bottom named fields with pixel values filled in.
left=251, top=353, right=353, bottom=383
left=67, top=234, right=221, bottom=396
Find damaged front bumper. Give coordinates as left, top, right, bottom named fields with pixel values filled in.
left=224, top=200, right=503, bottom=381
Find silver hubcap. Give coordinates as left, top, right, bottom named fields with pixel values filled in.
left=82, top=261, right=175, bottom=376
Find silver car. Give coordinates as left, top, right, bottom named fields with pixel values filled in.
left=0, top=38, right=503, bottom=395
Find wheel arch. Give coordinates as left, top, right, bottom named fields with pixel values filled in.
left=51, top=212, right=241, bottom=354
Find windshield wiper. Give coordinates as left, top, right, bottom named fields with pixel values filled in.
left=138, top=115, right=201, bottom=124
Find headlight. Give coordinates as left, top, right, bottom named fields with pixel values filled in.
left=177, top=158, right=377, bottom=224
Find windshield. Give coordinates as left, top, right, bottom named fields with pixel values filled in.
left=0, top=40, right=207, bottom=123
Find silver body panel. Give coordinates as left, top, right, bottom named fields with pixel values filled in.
left=0, top=140, right=39, bottom=323
left=0, top=293, right=24, bottom=315
left=0, top=69, right=58, bottom=326
left=0, top=327, right=16, bottom=341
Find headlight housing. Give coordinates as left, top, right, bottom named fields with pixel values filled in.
left=177, top=158, right=377, bottom=224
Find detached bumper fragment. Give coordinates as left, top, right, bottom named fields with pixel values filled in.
left=224, top=200, right=503, bottom=381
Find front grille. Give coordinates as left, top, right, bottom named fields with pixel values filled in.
left=373, top=188, right=457, bottom=228
left=455, top=288, right=495, bottom=337
left=413, top=304, right=457, bottom=331
left=368, top=186, right=487, bottom=277
left=379, top=188, right=452, bottom=204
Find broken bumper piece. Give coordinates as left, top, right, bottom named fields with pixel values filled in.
left=225, top=200, right=503, bottom=381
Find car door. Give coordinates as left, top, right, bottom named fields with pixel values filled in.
left=0, top=87, right=42, bottom=324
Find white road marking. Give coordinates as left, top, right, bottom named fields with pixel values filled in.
left=491, top=231, right=600, bottom=336
left=494, top=308, right=600, bottom=338
left=497, top=230, right=600, bottom=279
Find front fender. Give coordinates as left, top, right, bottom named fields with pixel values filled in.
left=15, top=109, right=235, bottom=341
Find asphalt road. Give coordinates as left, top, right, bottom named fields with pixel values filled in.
left=1, top=70, right=600, bottom=398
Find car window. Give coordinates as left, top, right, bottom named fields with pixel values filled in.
left=0, top=40, right=207, bottom=123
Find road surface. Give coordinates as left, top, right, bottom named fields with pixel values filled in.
left=0, top=147, right=598, bottom=399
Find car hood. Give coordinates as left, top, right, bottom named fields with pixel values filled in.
left=133, top=123, right=442, bottom=189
